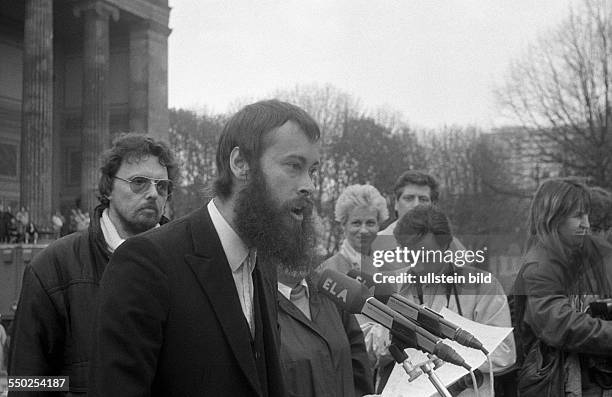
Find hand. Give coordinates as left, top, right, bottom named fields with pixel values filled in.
left=361, top=322, right=392, bottom=367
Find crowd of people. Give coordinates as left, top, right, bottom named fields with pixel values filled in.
left=0, top=205, right=92, bottom=245
left=2, top=100, right=612, bottom=397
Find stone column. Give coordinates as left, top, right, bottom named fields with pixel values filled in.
left=129, top=20, right=171, bottom=142
left=20, top=0, right=54, bottom=229
left=74, top=0, right=119, bottom=213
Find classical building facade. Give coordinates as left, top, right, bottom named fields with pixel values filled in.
left=0, top=0, right=170, bottom=228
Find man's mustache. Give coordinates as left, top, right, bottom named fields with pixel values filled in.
left=286, top=197, right=315, bottom=215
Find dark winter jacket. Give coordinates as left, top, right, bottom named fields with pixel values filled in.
left=514, top=237, right=612, bottom=395
left=8, top=205, right=167, bottom=396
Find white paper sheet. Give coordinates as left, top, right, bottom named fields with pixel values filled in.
left=381, top=308, right=513, bottom=397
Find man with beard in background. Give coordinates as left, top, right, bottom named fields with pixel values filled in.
left=88, top=100, right=321, bottom=397
left=9, top=133, right=177, bottom=395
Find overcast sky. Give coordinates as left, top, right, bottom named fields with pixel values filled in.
left=168, top=0, right=577, bottom=129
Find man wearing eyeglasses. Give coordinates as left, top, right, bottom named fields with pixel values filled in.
left=88, top=100, right=321, bottom=397
left=8, top=133, right=178, bottom=396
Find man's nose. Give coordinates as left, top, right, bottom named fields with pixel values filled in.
left=144, top=181, right=160, bottom=199
left=298, top=173, right=316, bottom=196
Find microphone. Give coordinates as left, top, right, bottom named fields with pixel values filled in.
left=347, top=269, right=375, bottom=288
left=387, top=293, right=487, bottom=354
left=318, top=269, right=470, bottom=369
left=345, top=268, right=397, bottom=303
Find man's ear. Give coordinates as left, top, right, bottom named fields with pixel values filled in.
left=229, top=146, right=250, bottom=181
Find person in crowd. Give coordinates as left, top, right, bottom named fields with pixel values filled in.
left=14, top=207, right=28, bottom=242
left=71, top=208, right=89, bottom=232
left=374, top=170, right=465, bottom=250
left=0, top=322, right=6, bottom=381
left=6, top=218, right=18, bottom=244
left=8, top=133, right=177, bottom=395
left=371, top=171, right=468, bottom=298
left=51, top=210, right=64, bottom=240
left=0, top=205, right=7, bottom=243
left=514, top=178, right=612, bottom=396
left=23, top=222, right=37, bottom=244
left=278, top=252, right=373, bottom=396
left=317, top=184, right=392, bottom=380
left=319, top=184, right=389, bottom=275
left=88, top=100, right=321, bottom=397
left=391, top=204, right=515, bottom=395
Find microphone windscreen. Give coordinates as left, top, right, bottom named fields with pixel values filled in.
left=317, top=269, right=372, bottom=314
left=346, top=269, right=375, bottom=288
left=389, top=344, right=408, bottom=364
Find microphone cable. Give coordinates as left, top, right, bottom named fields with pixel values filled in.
left=487, top=353, right=495, bottom=396
left=469, top=369, right=480, bottom=397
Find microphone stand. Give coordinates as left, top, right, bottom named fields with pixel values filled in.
left=419, top=361, right=452, bottom=397
left=389, top=344, right=452, bottom=397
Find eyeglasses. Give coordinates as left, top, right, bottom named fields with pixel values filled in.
left=114, top=176, right=173, bottom=196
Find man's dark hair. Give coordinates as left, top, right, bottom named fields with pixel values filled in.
left=589, top=186, right=612, bottom=234
left=213, top=99, right=321, bottom=199
left=393, top=170, right=440, bottom=203
left=98, top=133, right=179, bottom=206
left=394, top=204, right=452, bottom=249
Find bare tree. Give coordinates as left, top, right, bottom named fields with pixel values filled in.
left=169, top=108, right=225, bottom=217
left=496, top=0, right=612, bottom=187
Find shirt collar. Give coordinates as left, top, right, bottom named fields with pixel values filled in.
left=277, top=278, right=310, bottom=300
left=100, top=208, right=125, bottom=253
left=100, top=208, right=160, bottom=253
left=207, top=199, right=252, bottom=272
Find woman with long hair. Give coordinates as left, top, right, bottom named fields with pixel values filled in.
left=514, top=178, right=612, bottom=397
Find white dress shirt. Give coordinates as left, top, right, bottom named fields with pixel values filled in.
left=100, top=208, right=126, bottom=253
left=207, top=199, right=256, bottom=335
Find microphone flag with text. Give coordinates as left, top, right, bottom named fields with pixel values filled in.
left=318, top=269, right=470, bottom=369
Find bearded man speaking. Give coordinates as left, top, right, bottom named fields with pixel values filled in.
left=88, top=100, right=321, bottom=397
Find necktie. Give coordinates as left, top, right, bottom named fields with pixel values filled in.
left=242, top=250, right=255, bottom=336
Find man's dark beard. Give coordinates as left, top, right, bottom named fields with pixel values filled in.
left=114, top=202, right=160, bottom=236
left=234, top=170, right=317, bottom=279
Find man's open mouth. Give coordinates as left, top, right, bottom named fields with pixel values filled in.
left=290, top=206, right=304, bottom=221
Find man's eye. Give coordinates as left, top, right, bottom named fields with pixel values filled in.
left=131, top=177, right=148, bottom=187
left=420, top=196, right=431, bottom=202
left=287, top=163, right=301, bottom=170
left=403, top=195, right=415, bottom=201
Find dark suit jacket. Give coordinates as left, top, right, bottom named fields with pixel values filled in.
left=88, top=206, right=286, bottom=397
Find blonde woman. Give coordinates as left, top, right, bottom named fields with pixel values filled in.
left=319, top=184, right=389, bottom=275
